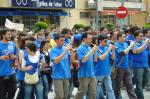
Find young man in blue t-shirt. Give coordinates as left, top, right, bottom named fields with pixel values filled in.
left=50, top=33, right=74, bottom=99
left=95, top=34, right=115, bottom=99
left=0, top=28, right=18, bottom=99
left=132, top=30, right=149, bottom=99
left=75, top=32, right=98, bottom=99
left=114, top=32, right=137, bottom=99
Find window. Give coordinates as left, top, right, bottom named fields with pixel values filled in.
left=22, top=16, right=38, bottom=30
left=80, top=12, right=89, bottom=18
left=40, top=18, right=44, bottom=22
left=14, top=19, right=20, bottom=23
left=49, top=16, right=60, bottom=25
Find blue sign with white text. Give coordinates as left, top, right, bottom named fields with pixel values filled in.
left=12, top=0, right=75, bottom=8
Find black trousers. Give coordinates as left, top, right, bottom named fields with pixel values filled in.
left=16, top=80, right=24, bottom=99
left=0, top=74, right=17, bottom=99
left=114, top=68, right=137, bottom=99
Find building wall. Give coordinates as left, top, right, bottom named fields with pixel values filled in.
left=0, top=0, right=10, bottom=7
left=130, top=0, right=150, bottom=27
left=1, top=0, right=147, bottom=29
left=145, top=0, right=150, bottom=22
left=130, top=13, right=146, bottom=27
left=60, top=0, right=90, bottom=29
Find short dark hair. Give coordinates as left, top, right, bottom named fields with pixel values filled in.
left=0, top=28, right=12, bottom=40
left=84, top=26, right=91, bottom=32
left=54, top=33, right=64, bottom=40
left=45, top=32, right=50, bottom=39
left=142, top=28, right=148, bottom=36
left=124, top=29, right=129, bottom=34
left=97, top=34, right=108, bottom=44
left=81, top=32, right=91, bottom=41
left=117, top=32, right=125, bottom=40
left=61, top=28, right=70, bottom=34
left=129, top=26, right=139, bottom=35
left=134, top=30, right=143, bottom=38
left=26, top=42, right=37, bottom=52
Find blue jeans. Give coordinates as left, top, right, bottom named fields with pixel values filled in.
left=96, top=76, right=115, bottom=99
left=24, top=78, right=43, bottom=99
left=41, top=75, right=49, bottom=99
left=134, top=68, right=150, bottom=99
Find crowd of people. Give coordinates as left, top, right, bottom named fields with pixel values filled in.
left=0, top=25, right=149, bottom=99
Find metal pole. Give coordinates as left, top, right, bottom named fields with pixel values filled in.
left=96, top=0, right=99, bottom=30
left=121, top=0, right=124, bottom=29
left=121, top=0, right=124, bottom=6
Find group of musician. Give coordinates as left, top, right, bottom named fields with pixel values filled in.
left=0, top=25, right=149, bottom=99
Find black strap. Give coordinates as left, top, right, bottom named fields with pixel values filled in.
left=112, top=56, right=124, bottom=68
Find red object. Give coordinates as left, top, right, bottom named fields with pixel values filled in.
left=116, top=6, right=128, bottom=19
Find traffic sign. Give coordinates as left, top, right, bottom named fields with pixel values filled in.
left=116, top=6, right=128, bottom=19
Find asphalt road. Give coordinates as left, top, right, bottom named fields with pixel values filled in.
left=14, top=87, right=150, bottom=99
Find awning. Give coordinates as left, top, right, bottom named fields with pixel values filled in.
left=0, top=11, right=20, bottom=16
left=0, top=10, right=68, bottom=16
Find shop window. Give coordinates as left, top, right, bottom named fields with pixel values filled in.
left=80, top=12, right=89, bottom=18
left=22, top=16, right=38, bottom=30
left=14, top=19, right=20, bottom=23
left=49, top=16, right=60, bottom=27
left=40, top=18, right=44, bottom=22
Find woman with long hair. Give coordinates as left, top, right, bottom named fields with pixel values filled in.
left=40, top=40, right=52, bottom=99
left=21, top=42, right=45, bottom=99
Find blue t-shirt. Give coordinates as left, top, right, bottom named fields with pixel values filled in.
left=64, top=38, right=71, bottom=45
left=77, top=44, right=95, bottom=78
left=35, top=40, right=41, bottom=49
left=126, top=34, right=135, bottom=42
left=95, top=46, right=111, bottom=76
left=126, top=34, right=135, bottom=63
left=50, top=46, right=71, bottom=79
left=132, top=41, right=149, bottom=68
left=114, top=42, right=129, bottom=69
left=0, top=41, right=17, bottom=76
left=24, top=53, right=43, bottom=75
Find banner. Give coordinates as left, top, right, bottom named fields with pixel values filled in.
left=5, top=19, right=24, bottom=31
left=5, top=19, right=14, bottom=29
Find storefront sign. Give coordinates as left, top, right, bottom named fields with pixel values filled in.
left=12, top=0, right=75, bottom=8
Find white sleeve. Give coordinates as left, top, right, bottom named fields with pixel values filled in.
left=19, top=50, right=24, bottom=65
left=21, top=57, right=26, bottom=67
left=40, top=55, right=45, bottom=64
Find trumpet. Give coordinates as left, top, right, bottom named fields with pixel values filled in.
left=64, top=42, right=77, bottom=52
left=91, top=43, right=103, bottom=53
left=110, top=42, right=118, bottom=49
